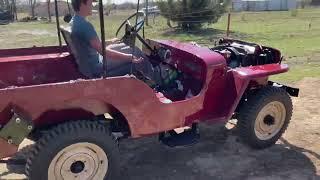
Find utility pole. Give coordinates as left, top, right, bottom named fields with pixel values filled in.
left=145, top=0, right=148, bottom=26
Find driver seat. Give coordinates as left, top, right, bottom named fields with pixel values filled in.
left=59, top=26, right=84, bottom=73
left=60, top=26, right=134, bottom=78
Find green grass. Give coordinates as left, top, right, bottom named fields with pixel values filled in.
left=214, top=10, right=320, bottom=58
left=0, top=8, right=319, bottom=83
left=271, top=63, right=320, bottom=82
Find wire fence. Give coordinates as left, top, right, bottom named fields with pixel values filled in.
left=144, top=8, right=320, bottom=26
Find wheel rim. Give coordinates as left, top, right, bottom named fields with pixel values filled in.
left=48, top=143, right=108, bottom=180
left=254, top=101, right=286, bottom=141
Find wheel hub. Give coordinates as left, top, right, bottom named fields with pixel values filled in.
left=263, top=115, right=275, bottom=126
left=70, top=161, right=85, bottom=174
left=48, top=143, right=108, bottom=180
left=254, top=101, right=286, bottom=140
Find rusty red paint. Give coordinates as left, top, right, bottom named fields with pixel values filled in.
left=0, top=42, right=289, bottom=135
left=0, top=138, right=18, bottom=159
left=0, top=46, right=69, bottom=57
left=0, top=46, right=85, bottom=89
left=0, top=41, right=289, bottom=158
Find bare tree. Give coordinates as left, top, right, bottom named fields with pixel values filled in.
left=0, top=0, right=10, bottom=9
left=0, top=0, right=5, bottom=8
left=47, top=0, right=51, bottom=22
left=145, top=0, right=148, bottom=25
left=29, top=0, right=36, bottom=17
left=11, top=0, right=17, bottom=20
left=4, top=0, right=9, bottom=8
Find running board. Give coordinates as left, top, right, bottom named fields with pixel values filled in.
left=159, top=124, right=200, bottom=148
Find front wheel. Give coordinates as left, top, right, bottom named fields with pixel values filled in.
left=25, top=120, right=120, bottom=180
left=237, top=86, right=293, bottom=149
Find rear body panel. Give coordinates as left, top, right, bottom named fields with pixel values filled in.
left=0, top=46, right=84, bottom=89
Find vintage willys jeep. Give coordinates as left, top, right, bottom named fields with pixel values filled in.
left=0, top=1, right=299, bottom=179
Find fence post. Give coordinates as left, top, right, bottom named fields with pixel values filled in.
left=145, top=0, right=149, bottom=26
left=227, top=10, right=231, bottom=37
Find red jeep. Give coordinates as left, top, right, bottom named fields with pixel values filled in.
left=0, top=2, right=299, bottom=180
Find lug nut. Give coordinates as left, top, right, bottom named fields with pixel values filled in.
left=16, top=118, right=21, bottom=124
left=7, top=139, right=13, bottom=144
left=27, top=126, right=33, bottom=130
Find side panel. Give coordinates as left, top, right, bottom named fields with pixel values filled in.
left=193, top=63, right=289, bottom=123
left=0, top=77, right=205, bottom=137
left=186, top=68, right=249, bottom=123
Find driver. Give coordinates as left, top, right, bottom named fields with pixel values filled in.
left=70, top=0, right=154, bottom=79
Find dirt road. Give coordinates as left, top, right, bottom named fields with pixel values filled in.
left=0, top=78, right=319, bottom=180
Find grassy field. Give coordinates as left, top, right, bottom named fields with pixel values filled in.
left=0, top=8, right=319, bottom=83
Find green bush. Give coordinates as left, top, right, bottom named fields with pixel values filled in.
left=157, top=0, right=229, bottom=30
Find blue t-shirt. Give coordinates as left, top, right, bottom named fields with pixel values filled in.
left=70, top=15, right=103, bottom=78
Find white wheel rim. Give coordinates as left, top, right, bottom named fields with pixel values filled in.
left=48, top=143, right=108, bottom=180
left=254, top=101, right=286, bottom=141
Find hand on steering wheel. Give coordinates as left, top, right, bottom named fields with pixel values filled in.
left=132, top=56, right=144, bottom=64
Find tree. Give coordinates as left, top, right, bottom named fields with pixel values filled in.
left=0, top=0, right=16, bottom=21
left=47, top=0, right=51, bottom=22
left=29, top=0, right=36, bottom=17
left=12, top=0, right=17, bottom=20
left=145, top=0, right=148, bottom=25
left=0, top=0, right=4, bottom=8
left=4, top=0, right=9, bottom=8
left=157, top=0, right=228, bottom=30
left=0, top=0, right=10, bottom=9
left=104, top=0, right=115, bottom=16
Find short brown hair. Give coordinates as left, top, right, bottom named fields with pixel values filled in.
left=71, top=0, right=88, bottom=12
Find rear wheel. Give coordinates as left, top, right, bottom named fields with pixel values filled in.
left=25, top=120, right=120, bottom=180
left=237, top=86, right=293, bottom=149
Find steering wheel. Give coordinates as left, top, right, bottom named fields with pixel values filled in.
left=115, top=11, right=159, bottom=64
left=116, top=11, right=146, bottom=38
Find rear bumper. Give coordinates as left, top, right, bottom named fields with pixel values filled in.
left=0, top=138, right=18, bottom=159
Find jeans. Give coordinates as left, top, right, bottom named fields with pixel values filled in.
left=96, top=43, right=155, bottom=81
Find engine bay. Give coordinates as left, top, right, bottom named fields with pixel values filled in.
left=141, top=48, right=202, bottom=102
left=140, top=38, right=282, bottom=102
left=210, top=38, right=281, bottom=68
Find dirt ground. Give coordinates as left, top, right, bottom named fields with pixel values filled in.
left=0, top=78, right=319, bottom=180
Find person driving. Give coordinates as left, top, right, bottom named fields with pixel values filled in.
left=70, top=0, right=154, bottom=78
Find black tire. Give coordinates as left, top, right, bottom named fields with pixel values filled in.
left=25, top=120, right=120, bottom=180
left=237, top=86, right=293, bottom=149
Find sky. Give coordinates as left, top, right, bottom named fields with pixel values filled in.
left=18, top=0, right=142, bottom=4
left=112, top=0, right=136, bottom=3
left=104, top=0, right=158, bottom=5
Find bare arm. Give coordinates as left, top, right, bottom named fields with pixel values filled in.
left=105, top=38, right=120, bottom=46
left=90, top=37, right=131, bottom=62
